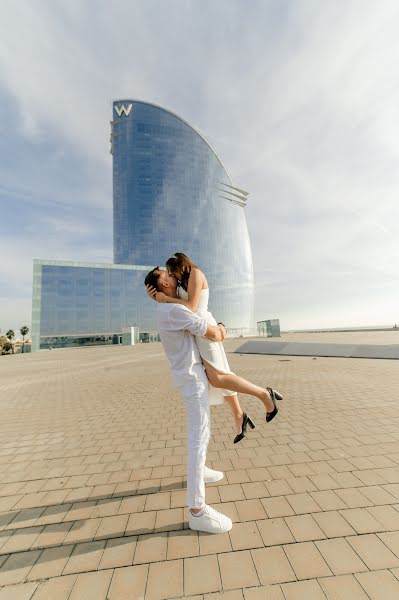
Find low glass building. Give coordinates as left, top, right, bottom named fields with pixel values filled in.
left=32, top=101, right=254, bottom=350
left=257, top=319, right=281, bottom=338
left=31, top=260, right=157, bottom=351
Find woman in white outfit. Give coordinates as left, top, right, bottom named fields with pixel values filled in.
left=148, top=252, right=283, bottom=442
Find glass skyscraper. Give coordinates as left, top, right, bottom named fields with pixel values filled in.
left=32, top=101, right=254, bottom=351
left=112, top=100, right=253, bottom=328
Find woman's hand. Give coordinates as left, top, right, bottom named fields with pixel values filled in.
left=146, top=285, right=157, bottom=301
left=155, top=291, right=168, bottom=303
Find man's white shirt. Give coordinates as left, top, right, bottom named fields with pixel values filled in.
left=156, top=303, right=208, bottom=396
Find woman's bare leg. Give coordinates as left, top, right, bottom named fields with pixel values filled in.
left=223, top=394, right=244, bottom=434
left=203, top=361, right=274, bottom=413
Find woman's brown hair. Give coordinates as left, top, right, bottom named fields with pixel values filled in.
left=165, top=252, right=198, bottom=291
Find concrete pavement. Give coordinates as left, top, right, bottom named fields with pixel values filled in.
left=1, top=339, right=399, bottom=599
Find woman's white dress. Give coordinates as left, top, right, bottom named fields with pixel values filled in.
left=178, top=287, right=235, bottom=406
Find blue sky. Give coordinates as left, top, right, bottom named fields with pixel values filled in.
left=1, top=0, right=398, bottom=335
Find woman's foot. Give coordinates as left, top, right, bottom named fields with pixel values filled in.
left=233, top=411, right=244, bottom=435
left=260, top=388, right=275, bottom=412
left=233, top=412, right=256, bottom=444
left=265, top=388, right=283, bottom=423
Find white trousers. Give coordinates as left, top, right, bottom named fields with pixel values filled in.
left=182, top=379, right=211, bottom=508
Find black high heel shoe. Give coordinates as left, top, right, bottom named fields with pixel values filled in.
left=266, top=388, right=283, bottom=423
left=233, top=412, right=255, bottom=444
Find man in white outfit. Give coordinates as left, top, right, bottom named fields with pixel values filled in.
left=144, top=267, right=232, bottom=534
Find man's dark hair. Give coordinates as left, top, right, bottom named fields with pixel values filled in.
left=144, top=267, right=162, bottom=291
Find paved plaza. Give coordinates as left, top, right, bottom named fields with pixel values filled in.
left=1, top=336, right=399, bottom=599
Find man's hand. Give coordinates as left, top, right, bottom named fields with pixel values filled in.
left=205, top=323, right=226, bottom=342
left=218, top=323, right=226, bottom=340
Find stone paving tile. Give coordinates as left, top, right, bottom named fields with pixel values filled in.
left=311, top=490, right=348, bottom=511
left=133, top=532, right=168, bottom=564
left=284, top=514, right=326, bottom=542
left=63, top=539, right=106, bottom=574
left=256, top=518, right=295, bottom=546
left=330, top=472, right=364, bottom=489
left=313, top=510, right=357, bottom=538
left=219, top=485, right=246, bottom=503
left=107, top=564, right=148, bottom=600
left=315, top=537, right=368, bottom=575
left=281, top=579, right=327, bottom=600
left=283, top=540, right=332, bottom=579
left=94, top=514, right=129, bottom=540
left=229, top=522, right=264, bottom=551
left=378, top=531, right=399, bottom=558
left=98, top=535, right=137, bottom=569
left=219, top=550, right=259, bottom=590
left=243, top=586, right=284, bottom=600
left=339, top=508, right=385, bottom=534
left=241, top=482, right=269, bottom=499
left=68, top=569, right=113, bottom=600
left=6, top=508, right=44, bottom=530
left=318, top=573, right=369, bottom=598
left=355, top=569, right=399, bottom=600
left=235, top=499, right=267, bottom=522
left=167, top=529, right=199, bottom=559
left=27, top=544, right=74, bottom=580
left=346, top=534, right=399, bottom=570
left=251, top=546, right=296, bottom=585
left=0, top=582, right=39, bottom=600
left=335, top=488, right=371, bottom=508
left=211, top=502, right=240, bottom=523
left=360, top=485, right=398, bottom=505
left=205, top=591, right=242, bottom=600
left=367, top=505, right=399, bottom=530
left=185, top=555, right=221, bottom=595
left=62, top=500, right=96, bottom=522
left=146, top=559, right=183, bottom=599
left=0, top=526, right=43, bottom=554
left=264, top=479, right=293, bottom=497
left=62, top=517, right=102, bottom=544
left=260, top=496, right=295, bottom=518
left=126, top=510, right=157, bottom=535
left=0, top=549, right=41, bottom=586
left=31, top=521, right=72, bottom=548
left=308, top=474, right=341, bottom=491
left=199, top=530, right=232, bottom=555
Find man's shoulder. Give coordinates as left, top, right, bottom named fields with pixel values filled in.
left=158, top=303, right=201, bottom=327
left=158, top=303, right=191, bottom=315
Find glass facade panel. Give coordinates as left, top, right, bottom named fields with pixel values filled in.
left=112, top=100, right=254, bottom=329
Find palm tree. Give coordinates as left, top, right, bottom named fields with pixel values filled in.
left=20, top=325, right=29, bottom=353
left=6, top=329, right=15, bottom=354
left=0, top=336, right=7, bottom=355
left=2, top=341, right=12, bottom=355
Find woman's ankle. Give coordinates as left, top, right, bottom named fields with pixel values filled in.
left=261, top=388, right=274, bottom=411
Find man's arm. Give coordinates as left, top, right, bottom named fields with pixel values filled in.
left=167, top=304, right=226, bottom=341
left=204, top=323, right=226, bottom=342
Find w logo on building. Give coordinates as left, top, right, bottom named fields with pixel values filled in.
left=114, top=104, right=133, bottom=118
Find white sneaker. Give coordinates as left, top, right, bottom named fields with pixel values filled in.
left=189, top=504, right=232, bottom=533
left=204, top=466, right=224, bottom=484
